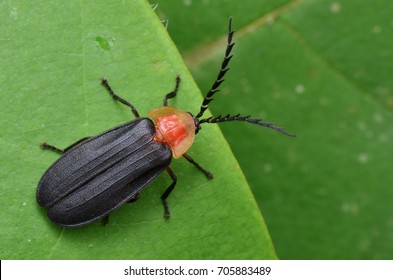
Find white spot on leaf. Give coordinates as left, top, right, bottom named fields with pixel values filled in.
left=330, top=2, right=341, bottom=14
left=10, top=7, right=18, bottom=19
left=295, top=84, right=305, bottom=94
left=357, top=153, right=369, bottom=164
left=372, top=113, right=384, bottom=124
left=341, top=202, right=359, bottom=215
left=263, top=163, right=272, bottom=173
left=372, top=25, right=382, bottom=34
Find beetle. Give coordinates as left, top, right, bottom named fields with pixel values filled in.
left=37, top=18, right=295, bottom=227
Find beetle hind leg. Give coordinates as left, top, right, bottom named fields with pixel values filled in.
left=101, top=215, right=109, bottom=226
left=40, top=143, right=64, bottom=154
left=100, top=192, right=140, bottom=226
left=127, top=192, right=140, bottom=203
left=40, top=136, right=91, bottom=154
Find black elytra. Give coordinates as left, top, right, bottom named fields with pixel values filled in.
left=37, top=17, right=295, bottom=227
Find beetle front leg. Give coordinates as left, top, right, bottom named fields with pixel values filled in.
left=183, top=153, right=213, bottom=180
left=161, top=167, right=177, bottom=219
left=40, top=136, right=91, bottom=154
left=101, top=78, right=140, bottom=118
left=163, top=76, right=181, bottom=106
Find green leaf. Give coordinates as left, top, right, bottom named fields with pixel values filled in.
left=155, top=0, right=393, bottom=259
left=0, top=0, right=275, bottom=259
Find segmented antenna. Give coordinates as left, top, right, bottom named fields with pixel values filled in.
left=195, top=17, right=235, bottom=119
left=199, top=114, right=296, bottom=137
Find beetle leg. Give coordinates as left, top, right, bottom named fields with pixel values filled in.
left=101, top=78, right=140, bottom=118
left=102, top=215, right=109, bottom=226
left=182, top=153, right=213, bottom=180
left=127, top=192, right=140, bottom=203
left=40, top=136, right=91, bottom=154
left=161, top=167, right=177, bottom=219
left=101, top=192, right=140, bottom=226
left=163, top=76, right=181, bottom=106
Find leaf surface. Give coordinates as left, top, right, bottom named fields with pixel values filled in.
left=0, top=0, right=275, bottom=259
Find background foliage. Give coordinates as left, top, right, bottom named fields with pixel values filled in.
left=155, top=0, right=393, bottom=259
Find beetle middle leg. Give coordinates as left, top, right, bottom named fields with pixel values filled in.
left=40, top=136, right=91, bottom=154
left=163, top=76, right=181, bottom=106
left=183, top=153, right=213, bottom=179
left=161, top=167, right=177, bottom=219
left=101, top=78, right=140, bottom=118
